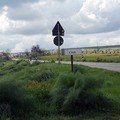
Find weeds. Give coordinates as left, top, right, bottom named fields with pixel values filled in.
left=0, top=60, right=120, bottom=119
left=51, top=66, right=115, bottom=115
left=0, top=79, right=35, bottom=118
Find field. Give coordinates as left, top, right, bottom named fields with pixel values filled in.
left=41, top=53, right=120, bottom=62
left=0, top=60, right=120, bottom=119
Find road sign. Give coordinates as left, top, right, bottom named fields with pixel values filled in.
left=52, top=21, right=64, bottom=36
left=52, top=21, right=65, bottom=64
left=53, top=36, right=64, bottom=46
left=62, top=48, right=82, bottom=72
left=62, top=48, right=82, bottom=55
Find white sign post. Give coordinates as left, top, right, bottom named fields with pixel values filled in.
left=63, top=48, right=82, bottom=55
left=62, top=48, right=82, bottom=72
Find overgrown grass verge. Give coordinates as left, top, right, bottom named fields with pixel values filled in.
left=51, top=71, right=115, bottom=115
left=0, top=60, right=120, bottom=119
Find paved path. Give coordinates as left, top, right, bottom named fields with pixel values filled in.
left=60, top=61, right=120, bottom=72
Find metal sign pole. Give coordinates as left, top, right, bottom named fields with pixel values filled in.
left=71, top=55, right=73, bottom=72
left=57, top=23, right=60, bottom=64
left=52, top=21, right=64, bottom=63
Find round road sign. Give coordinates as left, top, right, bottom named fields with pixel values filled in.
left=53, top=36, right=64, bottom=46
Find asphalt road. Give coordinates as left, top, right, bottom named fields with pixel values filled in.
left=12, top=58, right=120, bottom=72
left=60, top=61, right=120, bottom=72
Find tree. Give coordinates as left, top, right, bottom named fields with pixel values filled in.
left=31, top=44, right=42, bottom=60
left=24, top=49, right=29, bottom=58
left=0, top=50, right=10, bottom=61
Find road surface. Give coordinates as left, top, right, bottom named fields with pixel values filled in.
left=60, top=61, right=120, bottom=72
left=12, top=58, right=120, bottom=72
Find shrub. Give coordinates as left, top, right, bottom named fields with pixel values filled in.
left=82, top=58, right=86, bottom=62
left=32, top=69, right=54, bottom=82
left=26, top=81, right=53, bottom=116
left=40, top=70, right=54, bottom=81
left=51, top=60, right=55, bottom=63
left=96, top=57, right=103, bottom=62
left=50, top=73, right=77, bottom=112
left=30, top=61, right=40, bottom=66
left=73, top=65, right=87, bottom=74
left=51, top=72, right=113, bottom=115
left=0, top=80, right=35, bottom=118
left=1, top=60, right=29, bottom=74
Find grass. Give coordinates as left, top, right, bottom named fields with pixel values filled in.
left=41, top=113, right=120, bottom=120
left=41, top=53, right=120, bottom=62
left=0, top=60, right=120, bottom=119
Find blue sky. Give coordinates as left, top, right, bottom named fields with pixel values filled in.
left=0, top=0, right=120, bottom=52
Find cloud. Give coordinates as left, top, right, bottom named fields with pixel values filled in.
left=0, top=0, right=85, bottom=35
left=63, top=30, right=120, bottom=49
left=0, top=0, right=120, bottom=52
left=1, top=0, right=120, bottom=35
left=0, top=6, right=26, bottom=33
left=11, top=34, right=54, bottom=52
left=71, top=0, right=120, bottom=34
left=0, top=0, right=39, bottom=7
left=1, top=29, right=120, bottom=53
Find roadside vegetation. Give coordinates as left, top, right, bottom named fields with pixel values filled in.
left=41, top=53, right=120, bottom=63
left=0, top=60, right=120, bottom=119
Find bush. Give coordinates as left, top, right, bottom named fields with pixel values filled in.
left=0, top=80, right=35, bottom=118
left=51, top=72, right=113, bottom=115
left=32, top=69, right=54, bottom=82
left=40, top=70, right=54, bottom=81
left=30, top=61, right=40, bottom=66
left=51, top=60, right=55, bottom=63
left=96, top=57, right=103, bottom=62
left=73, top=65, right=87, bottom=74
left=26, top=81, right=54, bottom=116
left=2, top=60, right=28, bottom=73
left=50, top=73, right=77, bottom=112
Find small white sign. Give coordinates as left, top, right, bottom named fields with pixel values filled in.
left=62, top=48, right=82, bottom=55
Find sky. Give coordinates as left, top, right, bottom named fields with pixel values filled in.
left=0, top=0, right=120, bottom=52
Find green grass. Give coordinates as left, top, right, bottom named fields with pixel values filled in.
left=0, top=60, right=120, bottom=119
left=41, top=113, right=120, bottom=120
left=41, top=53, right=120, bottom=62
